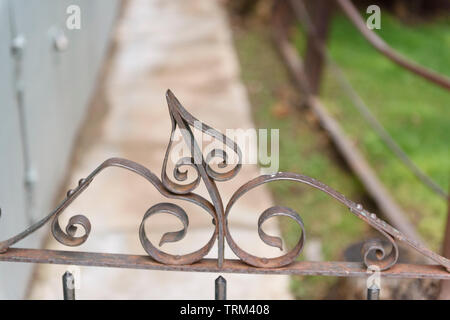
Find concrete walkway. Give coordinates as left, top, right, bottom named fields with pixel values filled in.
left=29, top=0, right=291, bottom=299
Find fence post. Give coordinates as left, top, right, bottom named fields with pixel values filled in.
left=367, top=283, right=380, bottom=300
left=62, top=271, right=75, bottom=300
left=303, top=0, right=334, bottom=95
left=215, top=275, right=226, bottom=300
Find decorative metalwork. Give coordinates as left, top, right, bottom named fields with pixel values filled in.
left=0, top=90, right=449, bottom=279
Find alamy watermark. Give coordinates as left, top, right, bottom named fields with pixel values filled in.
left=66, top=5, right=81, bottom=30
left=169, top=121, right=279, bottom=175
left=366, top=5, right=381, bottom=30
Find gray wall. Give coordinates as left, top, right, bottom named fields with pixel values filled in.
left=0, top=0, right=119, bottom=299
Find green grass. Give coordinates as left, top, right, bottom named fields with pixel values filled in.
left=313, top=13, right=450, bottom=250
left=232, top=27, right=370, bottom=299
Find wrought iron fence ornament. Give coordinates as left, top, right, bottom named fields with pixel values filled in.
left=0, top=90, right=449, bottom=277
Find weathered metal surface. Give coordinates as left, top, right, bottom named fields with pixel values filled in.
left=164, top=91, right=242, bottom=267
left=1, top=248, right=449, bottom=280
left=215, top=276, right=226, bottom=300
left=367, top=285, right=380, bottom=300
left=0, top=91, right=449, bottom=282
left=62, top=271, right=75, bottom=300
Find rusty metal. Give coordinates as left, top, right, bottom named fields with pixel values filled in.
left=367, top=284, right=380, bottom=300
left=0, top=90, right=449, bottom=286
left=62, top=271, right=75, bottom=300
left=0, top=248, right=449, bottom=280
left=215, top=276, right=226, bottom=300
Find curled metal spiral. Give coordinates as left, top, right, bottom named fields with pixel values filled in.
left=205, top=148, right=236, bottom=181
left=162, top=90, right=242, bottom=190
left=225, top=176, right=306, bottom=268
left=225, top=172, right=402, bottom=270
left=162, top=90, right=243, bottom=267
left=0, top=157, right=218, bottom=265
left=52, top=214, right=92, bottom=247
left=362, top=237, right=398, bottom=271
left=1, top=90, right=449, bottom=274
left=139, top=202, right=217, bottom=265
left=162, top=155, right=201, bottom=195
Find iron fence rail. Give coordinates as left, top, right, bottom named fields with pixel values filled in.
left=1, top=248, right=449, bottom=280
left=0, top=91, right=449, bottom=301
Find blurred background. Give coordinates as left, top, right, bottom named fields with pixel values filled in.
left=0, top=0, right=449, bottom=299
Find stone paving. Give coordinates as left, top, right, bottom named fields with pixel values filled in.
left=28, top=0, right=291, bottom=299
